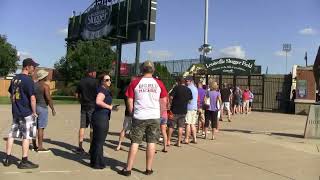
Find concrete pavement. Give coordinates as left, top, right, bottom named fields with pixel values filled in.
left=0, top=105, right=319, bottom=180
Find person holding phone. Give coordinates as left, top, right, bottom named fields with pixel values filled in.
left=89, top=73, right=116, bottom=169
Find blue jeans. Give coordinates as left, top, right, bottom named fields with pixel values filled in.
left=36, top=106, right=48, bottom=128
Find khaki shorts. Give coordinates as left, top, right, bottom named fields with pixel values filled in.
left=185, top=110, right=198, bottom=125
left=198, top=109, right=205, bottom=122
left=243, top=100, right=250, bottom=109
left=130, top=118, right=160, bottom=144
left=221, top=102, right=231, bottom=111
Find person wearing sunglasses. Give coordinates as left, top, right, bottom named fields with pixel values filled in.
left=89, top=73, right=115, bottom=169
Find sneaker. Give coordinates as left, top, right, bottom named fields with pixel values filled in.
left=18, top=160, right=39, bottom=169
left=37, top=148, right=51, bottom=153
left=144, top=169, right=154, bottom=175
left=119, top=168, right=131, bottom=176
left=2, top=157, right=12, bottom=167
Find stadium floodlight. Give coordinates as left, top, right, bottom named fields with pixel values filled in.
left=283, top=43, right=292, bottom=74
left=199, top=0, right=212, bottom=56
left=199, top=43, right=212, bottom=54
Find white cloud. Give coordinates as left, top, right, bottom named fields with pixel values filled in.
left=274, top=51, right=292, bottom=57
left=57, top=27, right=68, bottom=36
left=219, top=46, right=246, bottom=59
left=299, top=28, right=317, bottom=35
left=17, top=51, right=32, bottom=60
left=146, top=50, right=173, bottom=60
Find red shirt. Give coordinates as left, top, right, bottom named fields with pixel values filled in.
left=242, top=91, right=250, bottom=101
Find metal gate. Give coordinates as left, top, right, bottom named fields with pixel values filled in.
left=194, top=74, right=292, bottom=112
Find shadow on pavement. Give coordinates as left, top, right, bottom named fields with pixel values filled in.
left=220, top=129, right=304, bottom=138
left=49, top=148, right=89, bottom=167
left=44, top=139, right=78, bottom=151
left=0, top=151, right=21, bottom=167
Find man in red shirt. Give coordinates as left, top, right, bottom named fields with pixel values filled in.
left=119, top=61, right=168, bottom=176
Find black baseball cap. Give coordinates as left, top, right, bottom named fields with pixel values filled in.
left=22, top=58, right=39, bottom=67
left=185, top=76, right=193, bottom=81
left=86, top=66, right=96, bottom=73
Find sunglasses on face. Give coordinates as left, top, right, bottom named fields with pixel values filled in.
left=104, top=79, right=111, bottom=82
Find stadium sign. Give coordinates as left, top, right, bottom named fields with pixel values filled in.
left=82, top=4, right=113, bottom=40
left=204, top=58, right=255, bottom=75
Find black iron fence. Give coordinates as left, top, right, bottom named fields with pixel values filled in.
left=161, top=74, right=292, bottom=112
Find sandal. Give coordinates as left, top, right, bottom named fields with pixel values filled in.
left=161, top=149, right=168, bottom=153
left=145, top=169, right=154, bottom=175
left=119, top=168, right=131, bottom=176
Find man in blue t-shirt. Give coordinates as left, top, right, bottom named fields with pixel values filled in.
left=3, top=58, right=39, bottom=169
left=185, top=76, right=198, bottom=144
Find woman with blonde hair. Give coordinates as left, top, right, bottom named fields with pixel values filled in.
left=204, top=81, right=221, bottom=140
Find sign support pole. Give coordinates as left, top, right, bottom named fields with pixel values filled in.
left=115, top=39, right=122, bottom=90
left=135, top=27, right=141, bottom=75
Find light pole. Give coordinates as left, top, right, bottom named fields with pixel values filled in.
left=283, top=43, right=291, bottom=74
left=199, top=0, right=212, bottom=62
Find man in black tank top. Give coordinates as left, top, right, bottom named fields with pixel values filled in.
left=33, top=70, right=56, bottom=152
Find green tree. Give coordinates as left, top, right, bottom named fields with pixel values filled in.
left=54, top=39, right=116, bottom=81
left=154, top=63, right=175, bottom=90
left=0, top=35, right=18, bottom=77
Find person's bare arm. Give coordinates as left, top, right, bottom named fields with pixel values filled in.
left=160, top=97, right=168, bottom=118
left=96, top=93, right=112, bottom=110
left=44, top=84, right=56, bottom=116
left=127, top=98, right=133, bottom=115
left=218, top=96, right=222, bottom=107
left=31, top=95, right=37, bottom=117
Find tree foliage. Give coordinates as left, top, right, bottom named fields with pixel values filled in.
left=54, top=39, right=116, bottom=81
left=0, top=35, right=18, bottom=77
left=154, top=63, right=175, bottom=91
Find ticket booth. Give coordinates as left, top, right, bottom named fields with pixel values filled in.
left=294, top=66, right=316, bottom=115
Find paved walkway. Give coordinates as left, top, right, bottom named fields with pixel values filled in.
left=0, top=105, right=319, bottom=180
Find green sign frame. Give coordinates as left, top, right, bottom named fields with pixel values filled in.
left=204, top=58, right=255, bottom=75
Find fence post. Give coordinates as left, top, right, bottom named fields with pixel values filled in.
left=248, top=75, right=251, bottom=89
left=262, top=74, right=265, bottom=111
left=206, top=74, right=209, bottom=86
left=219, top=74, right=222, bottom=89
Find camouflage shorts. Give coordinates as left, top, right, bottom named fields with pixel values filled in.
left=130, top=118, right=160, bottom=144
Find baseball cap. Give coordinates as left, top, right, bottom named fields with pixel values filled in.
left=22, top=58, right=39, bottom=67
left=142, top=60, right=155, bottom=69
left=141, top=60, right=155, bottom=74
left=86, top=66, right=96, bottom=73
left=184, top=76, right=193, bottom=81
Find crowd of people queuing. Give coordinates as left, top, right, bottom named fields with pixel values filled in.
left=2, top=58, right=254, bottom=176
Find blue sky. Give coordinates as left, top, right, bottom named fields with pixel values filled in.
left=0, top=0, right=319, bottom=74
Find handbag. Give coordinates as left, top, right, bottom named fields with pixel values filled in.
left=204, top=91, right=210, bottom=106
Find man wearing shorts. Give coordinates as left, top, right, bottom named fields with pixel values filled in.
left=33, top=70, right=56, bottom=152
left=115, top=78, right=135, bottom=151
left=220, top=83, right=232, bottom=122
left=184, top=76, right=198, bottom=144
left=167, top=77, right=192, bottom=147
left=75, top=67, right=97, bottom=154
left=119, top=61, right=167, bottom=176
left=3, top=58, right=39, bottom=169
left=197, top=81, right=206, bottom=135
